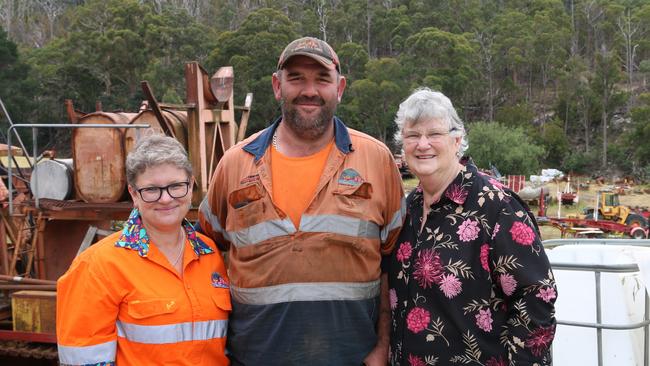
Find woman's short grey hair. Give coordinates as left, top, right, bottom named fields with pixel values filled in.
left=394, top=87, right=469, bottom=158
left=126, top=135, right=192, bottom=186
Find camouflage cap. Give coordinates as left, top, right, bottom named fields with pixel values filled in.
left=277, top=37, right=340, bottom=72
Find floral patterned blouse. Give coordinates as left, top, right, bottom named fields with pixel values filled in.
left=389, top=159, right=557, bottom=366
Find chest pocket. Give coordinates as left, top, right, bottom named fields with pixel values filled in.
left=212, top=290, right=232, bottom=313
left=127, top=298, right=178, bottom=319
left=228, top=183, right=268, bottom=227
left=332, top=181, right=373, bottom=215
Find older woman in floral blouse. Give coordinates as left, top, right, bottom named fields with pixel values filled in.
left=388, top=88, right=556, bottom=365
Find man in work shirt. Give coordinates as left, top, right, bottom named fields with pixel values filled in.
left=198, top=36, right=405, bottom=365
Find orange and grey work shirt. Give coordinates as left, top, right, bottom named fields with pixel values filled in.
left=198, top=117, right=405, bottom=365
left=56, top=209, right=230, bottom=366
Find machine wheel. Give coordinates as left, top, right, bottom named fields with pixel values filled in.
left=626, top=213, right=649, bottom=228
left=631, top=227, right=647, bottom=239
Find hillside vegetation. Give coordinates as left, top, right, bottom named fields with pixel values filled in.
left=1, top=0, right=650, bottom=178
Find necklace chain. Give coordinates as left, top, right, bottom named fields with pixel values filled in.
left=170, top=228, right=185, bottom=266
left=272, top=129, right=279, bottom=150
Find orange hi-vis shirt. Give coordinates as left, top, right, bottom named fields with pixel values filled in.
left=56, top=213, right=230, bottom=366
left=271, top=139, right=334, bottom=228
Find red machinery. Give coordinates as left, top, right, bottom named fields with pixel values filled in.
left=538, top=216, right=649, bottom=240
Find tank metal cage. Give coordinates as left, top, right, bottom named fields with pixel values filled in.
left=544, top=238, right=650, bottom=366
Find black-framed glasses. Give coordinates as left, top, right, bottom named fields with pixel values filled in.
left=135, top=181, right=190, bottom=203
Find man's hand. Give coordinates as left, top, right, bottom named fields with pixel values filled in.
left=362, top=342, right=388, bottom=366
left=363, top=273, right=390, bottom=366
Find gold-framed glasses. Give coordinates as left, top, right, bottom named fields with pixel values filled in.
left=402, top=128, right=457, bottom=145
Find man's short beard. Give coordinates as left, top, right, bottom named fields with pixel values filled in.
left=280, top=96, right=336, bottom=140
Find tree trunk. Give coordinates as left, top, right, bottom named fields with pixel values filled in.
left=602, top=107, right=607, bottom=167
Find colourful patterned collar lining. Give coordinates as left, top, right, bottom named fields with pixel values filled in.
left=115, top=208, right=214, bottom=257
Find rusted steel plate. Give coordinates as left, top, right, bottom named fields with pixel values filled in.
left=0, top=330, right=56, bottom=343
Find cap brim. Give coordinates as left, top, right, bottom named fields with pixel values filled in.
left=279, top=52, right=337, bottom=71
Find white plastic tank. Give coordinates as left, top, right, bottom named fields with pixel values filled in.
left=30, top=158, right=74, bottom=200
left=547, top=244, right=649, bottom=365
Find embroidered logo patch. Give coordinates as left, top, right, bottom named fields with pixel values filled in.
left=338, top=168, right=364, bottom=186
left=211, top=272, right=229, bottom=289
left=240, top=174, right=260, bottom=185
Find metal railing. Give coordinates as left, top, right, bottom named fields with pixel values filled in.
left=6, top=123, right=149, bottom=214
left=544, top=238, right=650, bottom=366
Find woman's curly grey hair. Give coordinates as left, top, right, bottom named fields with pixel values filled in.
left=394, top=87, right=469, bottom=158
left=126, top=135, right=192, bottom=186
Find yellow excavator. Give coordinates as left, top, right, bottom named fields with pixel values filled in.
left=583, top=191, right=648, bottom=228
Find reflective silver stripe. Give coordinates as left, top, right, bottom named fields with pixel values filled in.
left=231, top=280, right=381, bottom=305
left=116, top=319, right=227, bottom=344
left=228, top=218, right=296, bottom=248
left=380, top=198, right=407, bottom=243
left=57, top=340, right=116, bottom=365
left=300, top=214, right=380, bottom=239
left=199, top=198, right=230, bottom=241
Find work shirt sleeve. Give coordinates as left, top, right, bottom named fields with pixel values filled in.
left=490, top=198, right=557, bottom=365
left=56, top=251, right=121, bottom=366
left=198, top=159, right=231, bottom=251
left=380, top=151, right=406, bottom=272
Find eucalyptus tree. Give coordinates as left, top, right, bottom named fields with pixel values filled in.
left=340, top=57, right=406, bottom=144
left=400, top=27, right=477, bottom=111
left=206, top=7, right=297, bottom=133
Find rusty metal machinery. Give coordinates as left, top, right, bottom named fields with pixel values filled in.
left=0, top=62, right=252, bottom=360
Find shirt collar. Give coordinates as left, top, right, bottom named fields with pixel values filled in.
left=243, top=116, right=353, bottom=161
left=410, top=157, right=478, bottom=210
left=115, top=208, right=214, bottom=257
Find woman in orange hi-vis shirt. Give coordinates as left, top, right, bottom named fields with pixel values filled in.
left=56, top=135, right=230, bottom=366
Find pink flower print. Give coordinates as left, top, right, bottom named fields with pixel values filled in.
left=445, top=183, right=468, bottom=204
left=408, top=354, right=426, bottom=366
left=406, top=307, right=430, bottom=334
left=396, top=241, right=413, bottom=263
left=536, top=287, right=557, bottom=303
left=491, top=223, right=500, bottom=239
left=480, top=244, right=490, bottom=272
left=509, top=221, right=536, bottom=246
left=439, top=273, right=462, bottom=298
left=475, top=308, right=493, bottom=332
left=499, top=273, right=517, bottom=296
left=457, top=219, right=480, bottom=242
left=389, top=288, right=398, bottom=310
left=413, top=249, right=444, bottom=288
left=486, top=356, right=507, bottom=366
left=525, top=326, right=555, bottom=356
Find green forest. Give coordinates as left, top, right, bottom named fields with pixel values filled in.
left=1, top=0, right=650, bottom=178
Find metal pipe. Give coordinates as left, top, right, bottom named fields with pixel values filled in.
left=0, top=274, right=56, bottom=285
left=0, top=284, right=56, bottom=290
left=643, top=288, right=650, bottom=366
left=548, top=262, right=640, bottom=273
left=595, top=271, right=603, bottom=366
left=557, top=319, right=650, bottom=330
left=0, top=96, right=33, bottom=169
left=32, top=127, right=38, bottom=209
